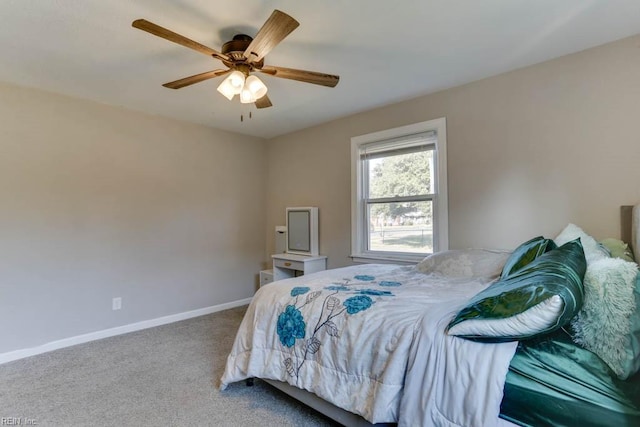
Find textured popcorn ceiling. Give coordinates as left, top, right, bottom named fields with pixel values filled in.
left=0, top=0, right=639, bottom=138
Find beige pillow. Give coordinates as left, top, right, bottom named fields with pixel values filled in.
left=416, top=249, right=510, bottom=279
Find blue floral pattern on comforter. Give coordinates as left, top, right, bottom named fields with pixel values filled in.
left=276, top=275, right=398, bottom=378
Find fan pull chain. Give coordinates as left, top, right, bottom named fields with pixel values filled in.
left=240, top=111, right=253, bottom=122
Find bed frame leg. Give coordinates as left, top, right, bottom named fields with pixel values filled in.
left=245, top=378, right=254, bottom=387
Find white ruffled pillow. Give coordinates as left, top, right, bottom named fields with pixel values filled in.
left=416, top=249, right=510, bottom=279
left=555, top=223, right=608, bottom=265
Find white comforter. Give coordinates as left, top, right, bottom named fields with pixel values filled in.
left=220, top=264, right=517, bottom=426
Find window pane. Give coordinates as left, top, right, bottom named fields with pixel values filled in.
left=367, top=201, right=433, bottom=253
left=368, top=149, right=433, bottom=198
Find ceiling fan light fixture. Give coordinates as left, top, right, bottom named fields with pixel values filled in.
left=227, top=70, right=245, bottom=93
left=216, top=78, right=236, bottom=100
left=240, top=87, right=256, bottom=104
left=245, top=75, right=268, bottom=99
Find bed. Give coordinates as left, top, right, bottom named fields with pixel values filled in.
left=221, top=206, right=640, bottom=426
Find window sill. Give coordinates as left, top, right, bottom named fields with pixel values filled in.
left=350, top=254, right=425, bottom=265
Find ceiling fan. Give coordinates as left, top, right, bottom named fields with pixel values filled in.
left=132, top=10, right=340, bottom=109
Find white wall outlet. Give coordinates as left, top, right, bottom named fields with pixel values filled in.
left=112, top=297, right=122, bottom=311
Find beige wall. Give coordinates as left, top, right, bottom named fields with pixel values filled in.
left=4, top=32, right=640, bottom=356
left=265, top=34, right=640, bottom=268
left=0, top=83, right=266, bottom=354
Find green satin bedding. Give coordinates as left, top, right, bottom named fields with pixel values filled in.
left=500, top=330, right=640, bottom=426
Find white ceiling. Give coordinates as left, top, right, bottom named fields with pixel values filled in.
left=1, top=1, right=639, bottom=138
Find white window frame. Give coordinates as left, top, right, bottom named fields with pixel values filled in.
left=350, top=118, right=448, bottom=264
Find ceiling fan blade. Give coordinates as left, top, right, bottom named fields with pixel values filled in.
left=132, top=19, right=229, bottom=62
left=255, top=94, right=273, bottom=109
left=259, top=66, right=339, bottom=88
left=243, top=10, right=299, bottom=63
left=162, top=69, right=230, bottom=89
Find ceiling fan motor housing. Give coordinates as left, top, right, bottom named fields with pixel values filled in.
left=221, top=34, right=252, bottom=54
left=221, top=34, right=262, bottom=69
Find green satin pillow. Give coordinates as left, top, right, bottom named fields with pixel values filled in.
left=448, top=239, right=586, bottom=342
left=501, top=236, right=557, bottom=279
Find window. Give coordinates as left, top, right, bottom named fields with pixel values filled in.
left=350, top=118, right=448, bottom=263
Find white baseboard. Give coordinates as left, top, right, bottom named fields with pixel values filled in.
left=0, top=297, right=252, bottom=365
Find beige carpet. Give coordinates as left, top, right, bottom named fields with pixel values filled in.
left=0, top=306, right=338, bottom=426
